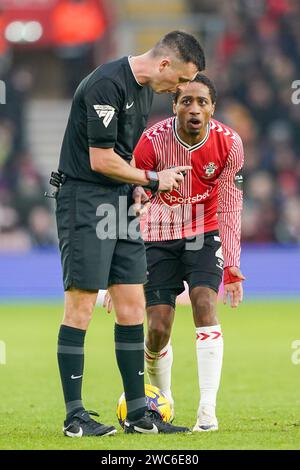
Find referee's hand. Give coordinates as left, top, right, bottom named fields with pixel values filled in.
left=132, top=186, right=151, bottom=216
left=103, top=291, right=113, bottom=314
left=158, top=166, right=192, bottom=192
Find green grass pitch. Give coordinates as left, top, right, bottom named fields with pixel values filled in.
left=0, top=300, right=300, bottom=450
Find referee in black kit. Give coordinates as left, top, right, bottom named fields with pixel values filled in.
left=55, top=31, right=205, bottom=436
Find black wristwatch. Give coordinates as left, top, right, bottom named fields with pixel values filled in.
left=144, top=170, right=159, bottom=196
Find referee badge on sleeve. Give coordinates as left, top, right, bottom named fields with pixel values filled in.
left=93, top=105, right=115, bottom=128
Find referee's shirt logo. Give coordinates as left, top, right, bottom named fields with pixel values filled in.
left=93, top=104, right=115, bottom=128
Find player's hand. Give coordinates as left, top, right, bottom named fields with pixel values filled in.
left=103, top=290, right=113, bottom=313
left=223, top=267, right=245, bottom=308
left=132, top=186, right=151, bottom=216
left=158, top=166, right=192, bottom=192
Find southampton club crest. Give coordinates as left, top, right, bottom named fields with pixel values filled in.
left=203, top=162, right=218, bottom=179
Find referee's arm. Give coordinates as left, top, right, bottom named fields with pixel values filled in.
left=86, top=79, right=189, bottom=190
left=90, top=147, right=150, bottom=185
left=90, top=147, right=189, bottom=191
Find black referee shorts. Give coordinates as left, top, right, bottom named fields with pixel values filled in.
left=55, top=179, right=147, bottom=291
left=144, top=231, right=223, bottom=308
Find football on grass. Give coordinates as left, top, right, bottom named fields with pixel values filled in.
left=116, top=383, right=172, bottom=427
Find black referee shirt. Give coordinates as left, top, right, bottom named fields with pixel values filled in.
left=58, top=56, right=153, bottom=185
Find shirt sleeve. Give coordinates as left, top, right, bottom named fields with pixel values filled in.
left=84, top=78, right=123, bottom=148
left=217, top=135, right=244, bottom=268
left=133, top=132, right=157, bottom=170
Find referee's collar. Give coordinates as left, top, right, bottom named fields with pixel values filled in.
left=128, top=56, right=143, bottom=87
left=173, top=117, right=210, bottom=151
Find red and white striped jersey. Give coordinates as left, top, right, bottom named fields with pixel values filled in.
left=134, top=116, right=244, bottom=268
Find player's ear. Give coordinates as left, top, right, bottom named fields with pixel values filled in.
left=211, top=103, right=216, bottom=117
left=172, top=101, right=177, bottom=115
left=159, top=58, right=170, bottom=72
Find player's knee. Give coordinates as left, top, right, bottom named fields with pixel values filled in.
left=193, top=294, right=216, bottom=326
left=147, top=318, right=171, bottom=351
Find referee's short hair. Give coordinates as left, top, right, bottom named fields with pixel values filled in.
left=173, top=73, right=217, bottom=104
left=152, top=31, right=206, bottom=72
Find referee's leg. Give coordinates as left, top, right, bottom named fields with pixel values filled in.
left=64, top=288, right=97, bottom=329
left=109, top=284, right=148, bottom=422
left=57, top=288, right=97, bottom=420
left=55, top=180, right=118, bottom=435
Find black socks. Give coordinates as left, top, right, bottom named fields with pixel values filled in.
left=57, top=325, right=86, bottom=420
left=115, top=323, right=147, bottom=421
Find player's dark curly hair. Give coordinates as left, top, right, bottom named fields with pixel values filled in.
left=173, top=73, right=217, bottom=104
left=152, top=31, right=206, bottom=72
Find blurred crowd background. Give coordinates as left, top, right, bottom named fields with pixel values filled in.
left=0, top=0, right=300, bottom=252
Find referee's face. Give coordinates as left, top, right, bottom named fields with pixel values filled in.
left=153, top=59, right=198, bottom=94
left=173, top=82, right=215, bottom=139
